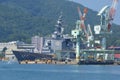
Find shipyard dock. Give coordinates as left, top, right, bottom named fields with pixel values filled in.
left=18, top=60, right=77, bottom=65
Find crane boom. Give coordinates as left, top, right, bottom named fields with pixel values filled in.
left=87, top=24, right=93, bottom=36
left=77, top=7, right=83, bottom=20
left=77, top=6, right=88, bottom=39
left=109, top=0, right=118, bottom=20
left=108, top=0, right=118, bottom=31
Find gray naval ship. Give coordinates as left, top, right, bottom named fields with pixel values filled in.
left=13, top=13, right=76, bottom=63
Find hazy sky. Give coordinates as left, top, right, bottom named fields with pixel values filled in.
left=73, top=0, right=120, bottom=25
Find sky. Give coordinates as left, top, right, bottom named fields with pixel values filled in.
left=73, top=0, right=120, bottom=25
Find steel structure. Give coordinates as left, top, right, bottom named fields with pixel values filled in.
left=72, top=0, right=118, bottom=64
left=94, top=0, right=118, bottom=49
left=72, top=7, right=88, bottom=63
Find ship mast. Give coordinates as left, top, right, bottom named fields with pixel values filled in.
left=52, top=12, right=64, bottom=39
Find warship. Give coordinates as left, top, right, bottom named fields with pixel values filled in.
left=13, top=13, right=76, bottom=64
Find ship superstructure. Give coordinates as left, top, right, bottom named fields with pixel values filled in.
left=52, top=12, right=64, bottom=39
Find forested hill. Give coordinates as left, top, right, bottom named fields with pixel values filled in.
left=0, top=0, right=119, bottom=45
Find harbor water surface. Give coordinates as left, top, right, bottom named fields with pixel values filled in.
left=0, top=62, right=120, bottom=80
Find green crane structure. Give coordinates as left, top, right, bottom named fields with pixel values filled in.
left=94, top=0, right=118, bottom=49
left=71, top=7, right=88, bottom=63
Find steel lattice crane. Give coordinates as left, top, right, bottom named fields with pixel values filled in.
left=77, top=7, right=88, bottom=40
left=94, top=0, right=119, bottom=49
left=71, top=6, right=89, bottom=63
left=87, top=24, right=94, bottom=48
left=78, top=7, right=94, bottom=48
left=97, top=0, right=118, bottom=32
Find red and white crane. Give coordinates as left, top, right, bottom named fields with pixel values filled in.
left=95, top=0, right=119, bottom=49
left=108, top=0, right=119, bottom=31
left=97, top=0, right=119, bottom=32
left=109, top=0, right=118, bottom=20
left=77, top=6, right=94, bottom=47
left=77, top=6, right=88, bottom=40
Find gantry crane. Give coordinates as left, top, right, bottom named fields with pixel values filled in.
left=94, top=0, right=119, bottom=49
left=71, top=6, right=88, bottom=63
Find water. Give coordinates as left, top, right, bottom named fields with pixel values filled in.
left=0, top=62, right=120, bottom=80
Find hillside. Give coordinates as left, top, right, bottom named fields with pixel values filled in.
left=0, top=0, right=119, bottom=46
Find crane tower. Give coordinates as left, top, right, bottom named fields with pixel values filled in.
left=94, top=0, right=118, bottom=49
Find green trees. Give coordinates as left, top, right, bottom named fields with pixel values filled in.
left=0, top=47, right=7, bottom=59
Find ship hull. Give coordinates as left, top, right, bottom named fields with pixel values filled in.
left=13, top=51, right=53, bottom=62
left=13, top=51, right=114, bottom=65
left=78, top=60, right=114, bottom=65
